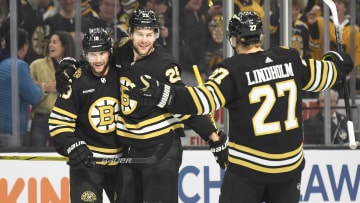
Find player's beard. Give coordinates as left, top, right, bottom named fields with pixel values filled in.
left=133, top=43, right=154, bottom=60
left=90, top=60, right=110, bottom=77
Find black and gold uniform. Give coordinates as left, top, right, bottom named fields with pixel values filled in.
left=49, top=28, right=122, bottom=203
left=113, top=38, right=217, bottom=203
left=112, top=9, right=217, bottom=203
left=137, top=12, right=352, bottom=203
left=114, top=39, right=214, bottom=148
left=171, top=46, right=339, bottom=180
left=49, top=64, right=122, bottom=166
left=21, top=0, right=53, bottom=64
left=51, top=11, right=218, bottom=203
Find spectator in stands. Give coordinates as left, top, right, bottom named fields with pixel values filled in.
left=81, top=0, right=99, bottom=16
left=0, top=29, right=42, bottom=147
left=0, top=0, right=9, bottom=47
left=88, top=0, right=128, bottom=42
left=303, top=89, right=349, bottom=145
left=29, top=31, right=75, bottom=147
left=204, top=0, right=223, bottom=70
left=44, top=0, right=94, bottom=40
left=154, top=0, right=172, bottom=51
left=307, top=0, right=359, bottom=61
left=118, top=0, right=140, bottom=30
left=0, top=0, right=8, bottom=27
left=292, top=0, right=311, bottom=60
left=179, top=0, right=208, bottom=85
left=20, top=0, right=55, bottom=64
left=234, top=0, right=264, bottom=22
left=306, top=0, right=360, bottom=96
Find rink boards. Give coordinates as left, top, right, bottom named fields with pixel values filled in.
left=0, top=149, right=359, bottom=203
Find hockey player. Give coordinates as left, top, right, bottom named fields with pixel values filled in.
left=113, top=8, right=227, bottom=203
left=48, top=27, right=122, bottom=203
left=128, top=11, right=354, bottom=203
left=55, top=9, right=227, bottom=203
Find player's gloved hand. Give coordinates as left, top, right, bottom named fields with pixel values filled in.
left=322, top=51, right=354, bottom=79
left=56, top=57, right=79, bottom=94
left=66, top=140, right=95, bottom=168
left=208, top=131, right=229, bottom=169
left=127, top=75, right=174, bottom=108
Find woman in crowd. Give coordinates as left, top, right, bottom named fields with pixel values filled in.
left=29, top=31, right=75, bottom=147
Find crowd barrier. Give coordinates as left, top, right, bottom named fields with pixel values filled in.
left=0, top=149, right=359, bottom=203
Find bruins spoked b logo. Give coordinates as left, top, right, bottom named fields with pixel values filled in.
left=89, top=97, right=119, bottom=133
left=81, top=191, right=97, bottom=202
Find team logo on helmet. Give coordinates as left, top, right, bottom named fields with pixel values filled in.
left=83, top=27, right=112, bottom=53
left=81, top=191, right=97, bottom=202
left=129, top=8, right=160, bottom=37
left=227, top=11, right=263, bottom=45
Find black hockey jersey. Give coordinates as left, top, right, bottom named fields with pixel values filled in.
left=113, top=39, right=216, bottom=148
left=44, top=13, right=93, bottom=36
left=21, top=0, right=51, bottom=64
left=49, top=64, right=122, bottom=166
left=169, top=47, right=340, bottom=181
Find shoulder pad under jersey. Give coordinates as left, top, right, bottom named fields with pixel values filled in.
left=114, top=37, right=130, bottom=48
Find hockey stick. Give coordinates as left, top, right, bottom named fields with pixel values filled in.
left=0, top=134, right=174, bottom=163
left=0, top=155, right=68, bottom=161
left=323, top=0, right=357, bottom=149
left=192, top=65, right=219, bottom=133
left=0, top=155, right=158, bottom=164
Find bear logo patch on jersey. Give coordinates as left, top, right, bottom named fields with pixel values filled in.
left=81, top=191, right=97, bottom=202
left=89, top=97, right=119, bottom=133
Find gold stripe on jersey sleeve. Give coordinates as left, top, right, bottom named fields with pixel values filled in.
left=49, top=128, right=74, bottom=137
left=302, top=59, right=316, bottom=90
left=206, top=81, right=226, bottom=107
left=88, top=146, right=124, bottom=153
left=117, top=123, right=184, bottom=139
left=119, top=113, right=176, bottom=128
left=48, top=119, right=76, bottom=127
left=329, top=62, right=338, bottom=88
left=187, top=87, right=204, bottom=114
left=198, top=85, right=216, bottom=111
left=313, top=61, right=330, bottom=92
left=178, top=115, right=191, bottom=121
left=52, top=106, right=77, bottom=119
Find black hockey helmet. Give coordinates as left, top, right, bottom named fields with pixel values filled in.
left=227, top=11, right=263, bottom=45
left=129, top=8, right=160, bottom=37
left=83, top=27, right=112, bottom=53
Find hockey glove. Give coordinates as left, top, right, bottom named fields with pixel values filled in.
left=128, top=75, right=174, bottom=108
left=208, top=131, right=229, bottom=169
left=55, top=57, right=79, bottom=94
left=322, top=51, right=353, bottom=79
left=66, top=140, right=95, bottom=168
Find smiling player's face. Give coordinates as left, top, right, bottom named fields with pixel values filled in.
left=131, top=28, right=156, bottom=60
left=86, top=51, right=110, bottom=76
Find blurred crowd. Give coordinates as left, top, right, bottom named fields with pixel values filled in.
left=1, top=0, right=360, bottom=148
